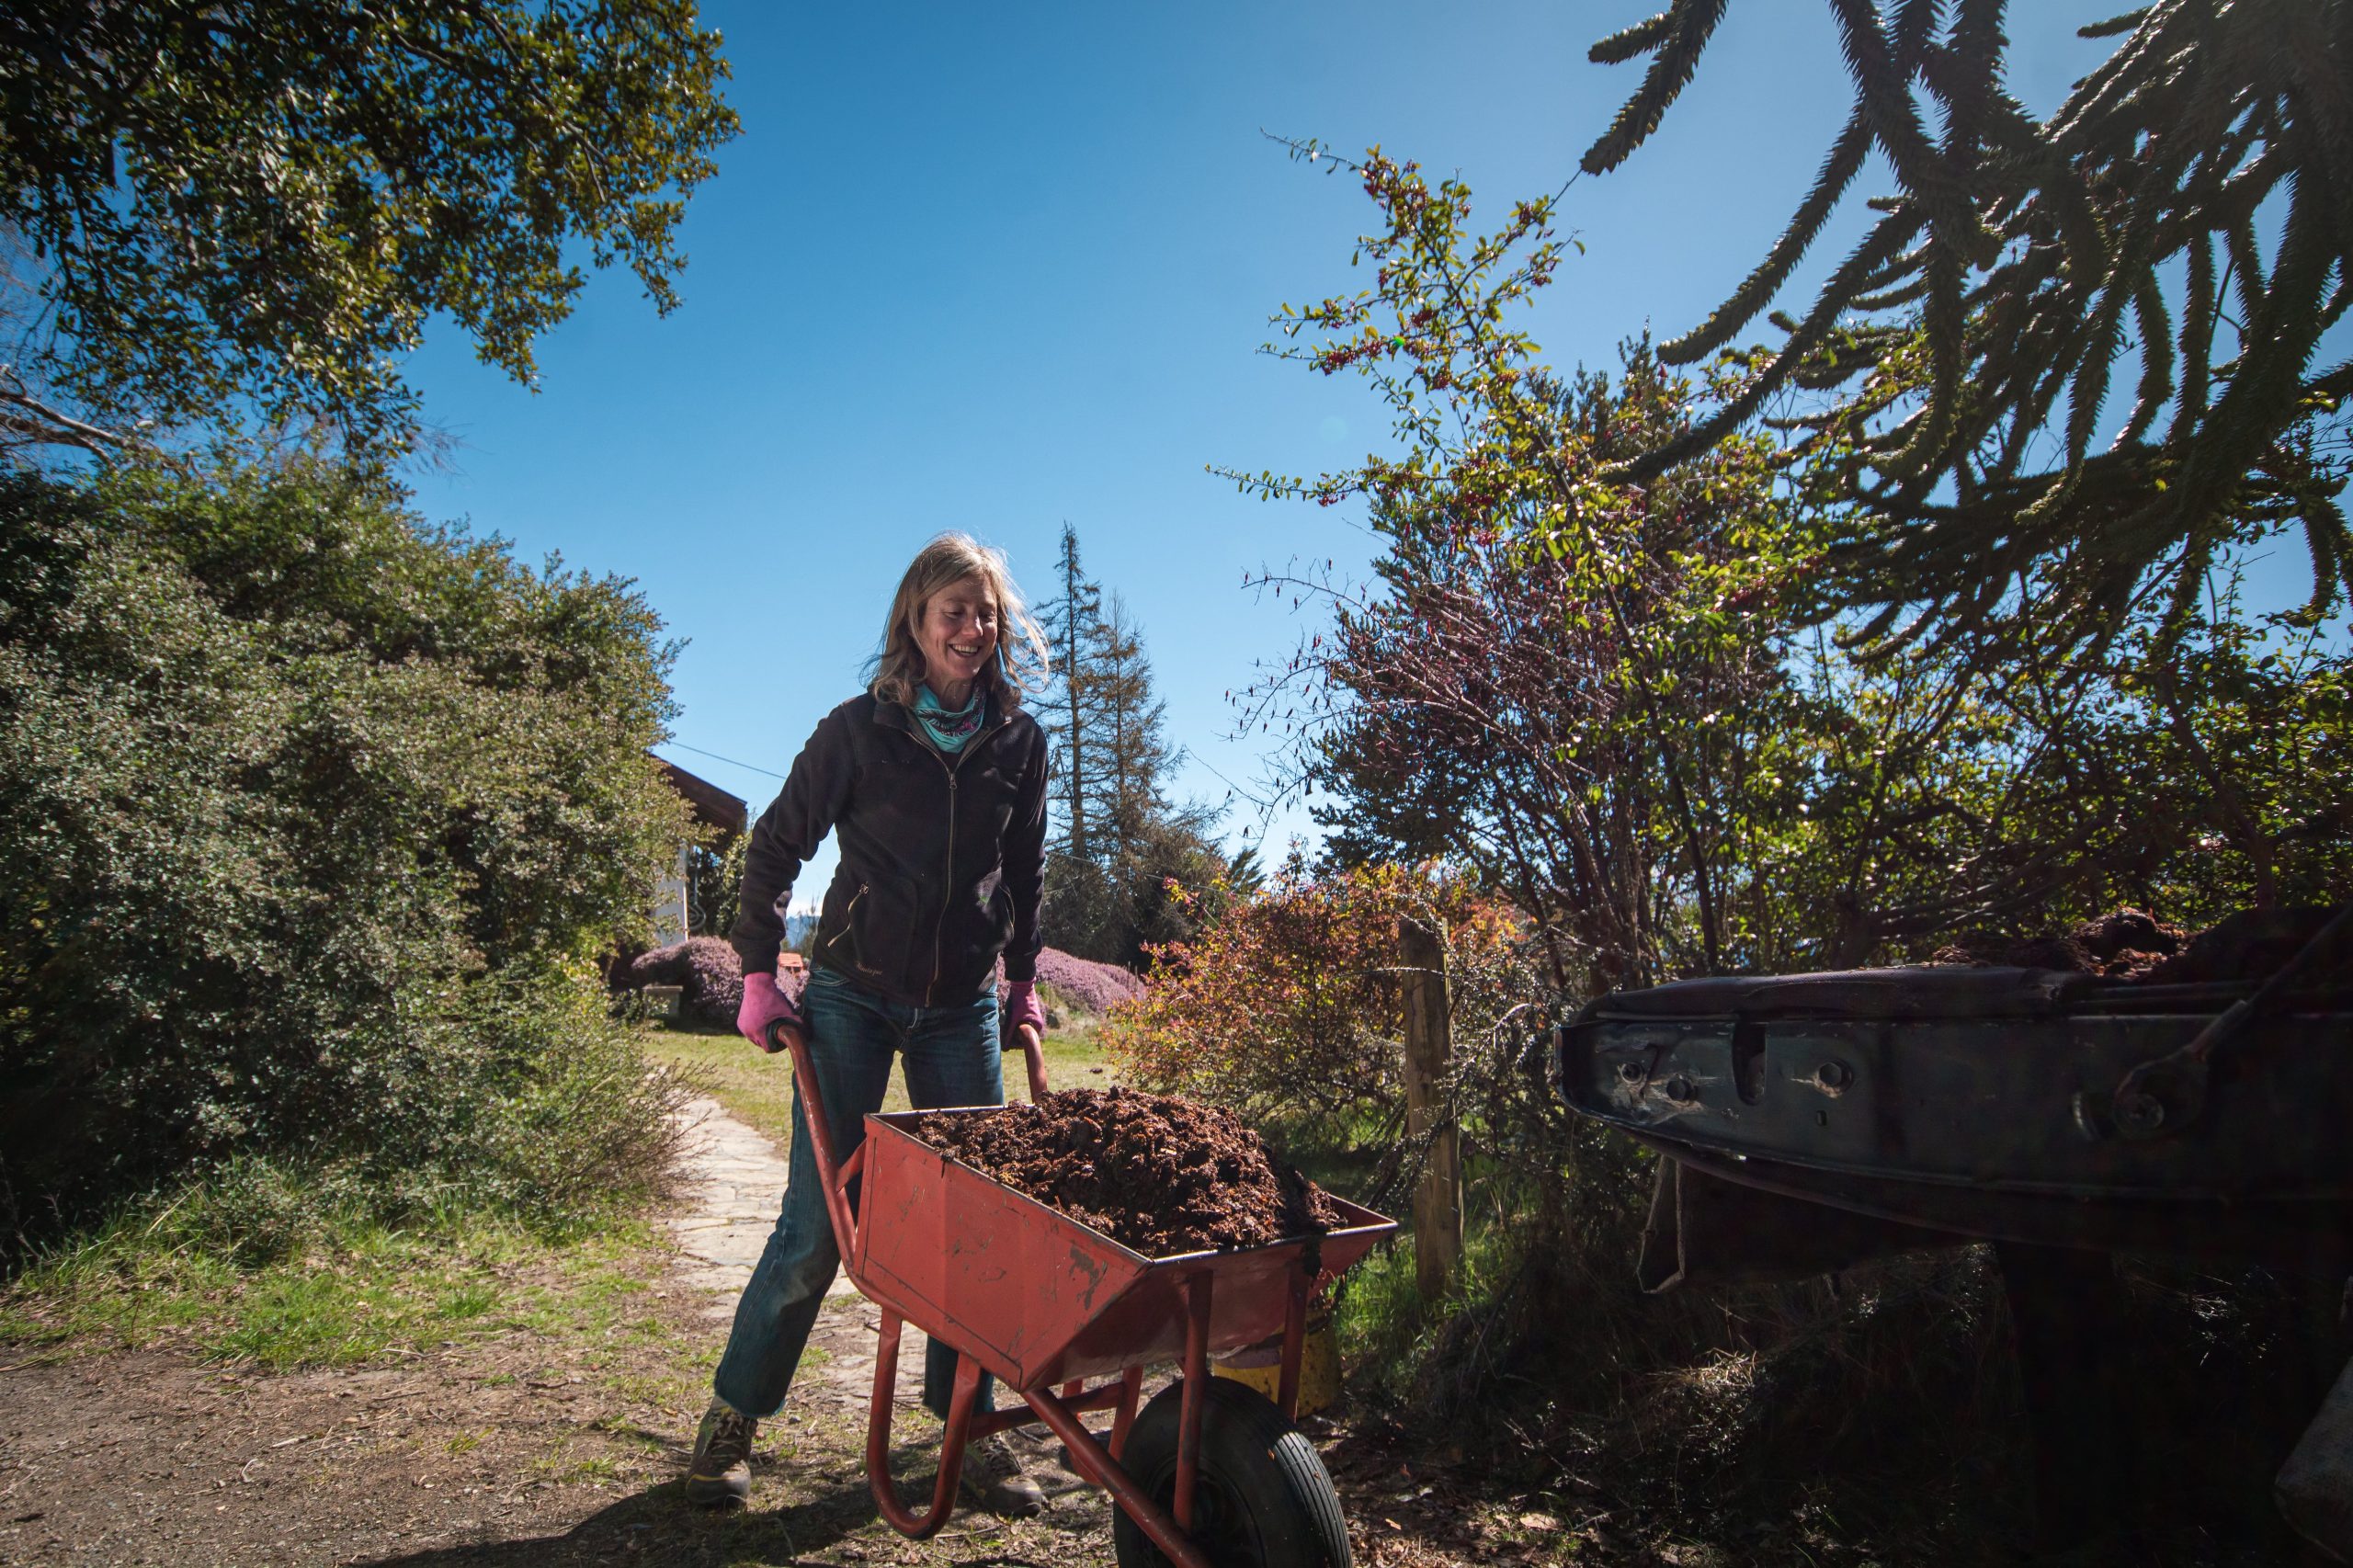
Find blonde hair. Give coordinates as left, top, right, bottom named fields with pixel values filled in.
left=868, top=533, right=1051, bottom=710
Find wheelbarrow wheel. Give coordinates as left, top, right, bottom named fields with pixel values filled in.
left=1111, top=1377, right=1350, bottom=1568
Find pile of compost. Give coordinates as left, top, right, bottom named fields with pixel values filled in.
left=908, top=1086, right=1343, bottom=1256
left=1931, top=904, right=2347, bottom=986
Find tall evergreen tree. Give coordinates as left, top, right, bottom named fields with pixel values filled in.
left=1038, top=524, right=1106, bottom=863
left=1086, top=594, right=1180, bottom=853
left=1035, top=547, right=1233, bottom=967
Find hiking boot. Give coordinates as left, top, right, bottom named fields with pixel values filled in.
left=959, top=1431, right=1047, bottom=1518
left=686, top=1399, right=756, bottom=1507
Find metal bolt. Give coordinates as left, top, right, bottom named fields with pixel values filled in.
left=1813, top=1060, right=1853, bottom=1093
left=1664, top=1076, right=1697, bottom=1105
left=1616, top=1060, right=1646, bottom=1085
left=2114, top=1090, right=2166, bottom=1133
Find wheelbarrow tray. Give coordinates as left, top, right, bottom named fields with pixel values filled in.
left=1554, top=965, right=2353, bottom=1264
left=849, top=1107, right=1395, bottom=1392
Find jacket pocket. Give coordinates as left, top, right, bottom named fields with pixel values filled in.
left=819, top=880, right=865, bottom=962
left=986, top=876, right=1015, bottom=953
left=837, top=873, right=921, bottom=987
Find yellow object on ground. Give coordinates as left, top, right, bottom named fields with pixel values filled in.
left=1211, top=1312, right=1340, bottom=1417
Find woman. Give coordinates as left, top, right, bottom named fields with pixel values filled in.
left=688, top=534, right=1053, bottom=1515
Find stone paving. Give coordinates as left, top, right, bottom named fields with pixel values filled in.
left=665, top=1094, right=858, bottom=1319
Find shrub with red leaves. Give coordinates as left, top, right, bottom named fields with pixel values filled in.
left=1104, top=862, right=1535, bottom=1134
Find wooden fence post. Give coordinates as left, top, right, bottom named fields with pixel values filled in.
left=1399, top=917, right=1463, bottom=1301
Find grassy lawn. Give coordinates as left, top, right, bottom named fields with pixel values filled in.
left=651, top=1022, right=1120, bottom=1143
left=5, top=1022, right=1119, bottom=1374
left=0, top=1210, right=675, bottom=1372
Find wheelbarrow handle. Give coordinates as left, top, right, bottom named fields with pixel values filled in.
left=1018, top=1022, right=1049, bottom=1102
left=766, top=1017, right=862, bottom=1261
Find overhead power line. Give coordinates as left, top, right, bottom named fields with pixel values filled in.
left=659, top=741, right=785, bottom=780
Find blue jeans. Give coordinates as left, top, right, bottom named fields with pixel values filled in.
left=712, top=964, right=1005, bottom=1422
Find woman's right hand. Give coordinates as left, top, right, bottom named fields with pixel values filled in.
left=1017, top=1025, right=1049, bottom=1102
left=738, top=971, right=801, bottom=1054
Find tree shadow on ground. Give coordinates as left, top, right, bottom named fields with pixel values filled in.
left=351, top=1433, right=1102, bottom=1568
left=342, top=1479, right=858, bottom=1567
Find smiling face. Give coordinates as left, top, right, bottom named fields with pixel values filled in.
left=913, top=574, right=1000, bottom=702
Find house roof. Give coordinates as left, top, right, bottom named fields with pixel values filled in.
left=654, top=756, right=748, bottom=838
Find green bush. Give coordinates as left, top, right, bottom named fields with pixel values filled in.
left=0, top=459, right=692, bottom=1251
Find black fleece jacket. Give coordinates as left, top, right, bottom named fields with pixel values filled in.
left=731, top=691, right=1049, bottom=1006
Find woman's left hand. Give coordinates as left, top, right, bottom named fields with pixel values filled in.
left=1002, top=981, right=1050, bottom=1099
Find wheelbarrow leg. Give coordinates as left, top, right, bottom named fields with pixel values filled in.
left=1018, top=1381, right=1217, bottom=1568
left=864, top=1311, right=983, bottom=1539
left=1277, top=1260, right=1312, bottom=1421
left=1110, top=1364, right=1143, bottom=1461
left=1176, top=1270, right=1214, bottom=1532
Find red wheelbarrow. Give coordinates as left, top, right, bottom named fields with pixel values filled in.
left=767, top=1019, right=1396, bottom=1568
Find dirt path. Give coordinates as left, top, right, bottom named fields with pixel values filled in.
left=0, top=1096, right=1139, bottom=1568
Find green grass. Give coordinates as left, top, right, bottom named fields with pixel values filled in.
left=1031, top=1024, right=1120, bottom=1094
left=649, top=1023, right=1118, bottom=1145
left=1329, top=1206, right=1524, bottom=1404
left=1314, top=1144, right=1541, bottom=1410
left=1, top=1204, right=671, bottom=1372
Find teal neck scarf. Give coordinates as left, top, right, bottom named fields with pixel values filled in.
left=913, top=684, right=986, bottom=753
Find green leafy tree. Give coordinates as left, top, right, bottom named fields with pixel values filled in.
left=0, top=0, right=737, bottom=455
left=0, top=457, right=691, bottom=1241
left=690, top=831, right=745, bottom=937
left=1579, top=1, right=2353, bottom=648
left=1237, top=142, right=2348, bottom=991
left=1222, top=146, right=1807, bottom=980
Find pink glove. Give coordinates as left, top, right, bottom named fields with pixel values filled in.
left=737, top=971, right=801, bottom=1053
left=1001, top=979, right=1046, bottom=1048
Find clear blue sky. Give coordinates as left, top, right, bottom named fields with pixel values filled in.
left=400, top=2, right=2201, bottom=910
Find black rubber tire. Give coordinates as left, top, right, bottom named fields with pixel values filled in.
left=1110, top=1377, right=1351, bottom=1568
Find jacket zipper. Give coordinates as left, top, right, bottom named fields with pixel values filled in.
left=922, top=715, right=1008, bottom=1006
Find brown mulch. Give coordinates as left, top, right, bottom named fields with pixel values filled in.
left=908, top=1086, right=1342, bottom=1256
left=1931, top=903, right=2348, bottom=986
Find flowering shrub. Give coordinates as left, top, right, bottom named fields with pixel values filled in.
left=627, top=936, right=743, bottom=1026
left=990, top=946, right=1142, bottom=1028
left=1014, top=947, right=1144, bottom=1017
left=1101, top=863, right=1537, bottom=1144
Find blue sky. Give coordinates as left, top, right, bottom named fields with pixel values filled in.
left=400, top=2, right=2197, bottom=909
